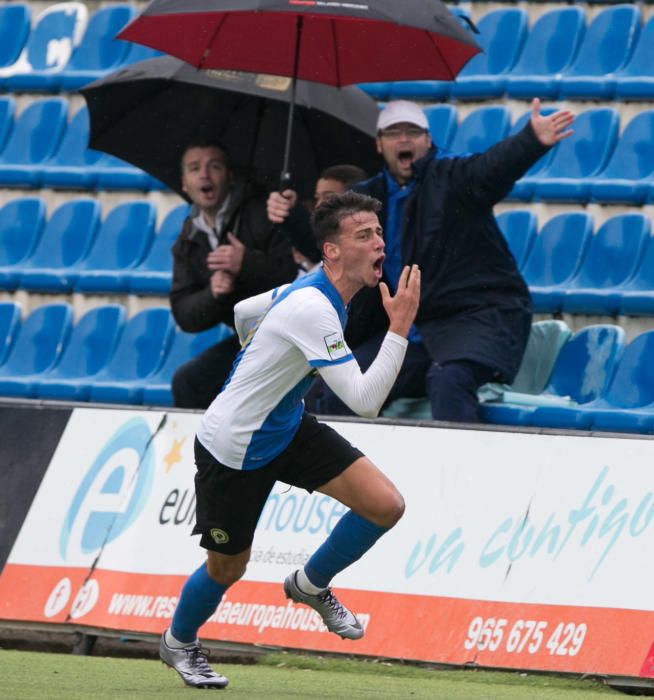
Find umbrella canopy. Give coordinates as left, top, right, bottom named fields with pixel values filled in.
left=81, top=55, right=381, bottom=199
left=118, top=0, right=481, bottom=85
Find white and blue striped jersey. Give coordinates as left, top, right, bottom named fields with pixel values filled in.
left=197, top=267, right=354, bottom=471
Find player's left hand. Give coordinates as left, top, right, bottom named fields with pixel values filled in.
left=530, top=97, right=574, bottom=147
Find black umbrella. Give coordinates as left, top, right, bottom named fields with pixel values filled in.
left=81, top=55, right=381, bottom=199
left=118, top=0, right=480, bottom=188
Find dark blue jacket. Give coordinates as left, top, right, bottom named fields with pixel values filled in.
left=348, top=121, right=550, bottom=381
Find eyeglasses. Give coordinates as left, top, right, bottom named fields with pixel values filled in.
left=378, top=126, right=427, bottom=140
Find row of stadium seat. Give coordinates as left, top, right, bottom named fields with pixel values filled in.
left=497, top=210, right=654, bottom=316
left=0, top=2, right=159, bottom=92
left=0, top=198, right=187, bottom=295
left=0, top=301, right=232, bottom=405
left=361, top=5, right=654, bottom=102
left=0, top=98, right=164, bottom=191
left=4, top=98, right=654, bottom=204
left=480, top=324, right=654, bottom=434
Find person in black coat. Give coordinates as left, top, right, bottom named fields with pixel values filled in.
left=324, top=98, right=574, bottom=422
left=170, top=141, right=297, bottom=408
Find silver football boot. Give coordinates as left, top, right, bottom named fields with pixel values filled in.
left=160, top=632, right=229, bottom=689
left=283, top=570, right=364, bottom=640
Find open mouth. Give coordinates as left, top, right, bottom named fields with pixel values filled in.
left=398, top=150, right=414, bottom=168
left=372, top=255, right=385, bottom=276
left=200, top=185, right=214, bottom=195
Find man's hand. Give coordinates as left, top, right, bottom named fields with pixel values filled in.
left=380, top=264, right=421, bottom=338
left=267, top=189, right=297, bottom=224
left=210, top=270, right=234, bottom=297
left=206, top=232, right=246, bottom=276
left=530, top=97, right=574, bottom=147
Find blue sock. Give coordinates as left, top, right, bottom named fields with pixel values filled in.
left=170, top=562, right=226, bottom=643
left=304, top=511, right=388, bottom=589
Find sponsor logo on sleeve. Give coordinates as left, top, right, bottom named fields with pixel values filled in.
left=323, top=332, right=347, bottom=361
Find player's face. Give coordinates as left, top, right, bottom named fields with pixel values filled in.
left=376, top=121, right=432, bottom=185
left=336, top=210, right=385, bottom=288
left=181, top=146, right=232, bottom=216
left=314, top=178, right=347, bottom=208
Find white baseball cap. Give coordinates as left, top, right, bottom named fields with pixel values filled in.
left=377, top=100, right=429, bottom=132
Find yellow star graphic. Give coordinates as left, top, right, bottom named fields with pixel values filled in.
left=163, top=436, right=186, bottom=473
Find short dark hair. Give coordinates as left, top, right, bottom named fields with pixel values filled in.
left=311, top=191, right=381, bottom=250
left=319, top=164, right=367, bottom=188
left=180, top=140, right=230, bottom=172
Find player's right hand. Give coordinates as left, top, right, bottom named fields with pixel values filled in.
left=380, top=264, right=420, bottom=338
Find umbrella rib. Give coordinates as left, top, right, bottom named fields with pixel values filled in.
left=198, top=14, right=228, bottom=69
left=426, top=31, right=456, bottom=81
left=329, top=20, right=342, bottom=87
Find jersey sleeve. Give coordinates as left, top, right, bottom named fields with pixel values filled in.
left=234, top=284, right=290, bottom=344
left=283, top=292, right=354, bottom=368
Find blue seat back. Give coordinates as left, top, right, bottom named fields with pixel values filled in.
left=48, top=106, right=105, bottom=167
left=597, top=110, right=654, bottom=180
left=496, top=209, right=537, bottom=268
left=541, top=108, right=619, bottom=178
left=26, top=199, right=101, bottom=268
left=0, top=303, right=73, bottom=375
left=456, top=8, right=528, bottom=76
left=0, top=98, right=16, bottom=153
left=81, top=202, right=156, bottom=271
left=139, top=204, right=189, bottom=273
left=618, top=15, right=654, bottom=79
left=547, top=325, right=626, bottom=403
left=0, top=302, right=21, bottom=366
left=0, top=98, right=68, bottom=165
left=151, top=324, right=233, bottom=385
left=603, top=330, right=654, bottom=408
left=424, top=105, right=457, bottom=151
left=522, top=212, right=593, bottom=287
left=0, top=4, right=30, bottom=68
left=120, top=42, right=163, bottom=66
left=99, top=307, right=175, bottom=381
left=64, top=5, right=134, bottom=72
left=563, top=5, right=641, bottom=78
left=46, top=304, right=126, bottom=378
left=450, top=106, right=511, bottom=155
left=511, top=7, right=586, bottom=77
left=13, top=2, right=87, bottom=73
left=0, top=197, right=46, bottom=266
left=571, top=213, right=650, bottom=290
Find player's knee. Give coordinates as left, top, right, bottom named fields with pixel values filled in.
left=376, top=491, right=405, bottom=528
left=206, top=556, right=247, bottom=587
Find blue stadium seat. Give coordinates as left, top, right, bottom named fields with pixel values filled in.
left=2, top=2, right=88, bottom=92
left=0, top=302, right=21, bottom=367
left=0, top=303, right=73, bottom=398
left=506, top=108, right=557, bottom=201
left=530, top=330, right=654, bottom=432
left=0, top=98, right=16, bottom=154
left=74, top=201, right=156, bottom=293
left=93, top=153, right=154, bottom=191
left=450, top=8, right=528, bottom=100
left=495, top=209, right=537, bottom=269
left=127, top=204, right=189, bottom=295
left=142, top=324, right=234, bottom=406
left=588, top=110, right=654, bottom=205
left=506, top=7, right=586, bottom=100
left=449, top=105, right=511, bottom=155
left=0, top=4, right=30, bottom=69
left=481, top=324, right=626, bottom=427
left=40, top=106, right=105, bottom=190
left=356, top=83, right=392, bottom=101
left=0, top=98, right=68, bottom=187
left=424, top=104, right=458, bottom=151
left=18, top=199, right=101, bottom=293
left=617, top=233, right=654, bottom=317
left=59, top=5, right=134, bottom=91
left=522, top=212, right=593, bottom=313
left=531, top=108, right=619, bottom=203
left=561, top=213, right=650, bottom=316
left=614, top=16, right=654, bottom=100
left=87, top=307, right=176, bottom=405
left=119, top=42, right=163, bottom=67
left=36, top=304, right=126, bottom=402
left=559, top=4, right=641, bottom=100
left=0, top=197, right=47, bottom=290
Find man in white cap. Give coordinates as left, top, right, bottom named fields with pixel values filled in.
left=268, top=98, right=574, bottom=422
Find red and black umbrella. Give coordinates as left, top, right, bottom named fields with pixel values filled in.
left=119, top=0, right=481, bottom=186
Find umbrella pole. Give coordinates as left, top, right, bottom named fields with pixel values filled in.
left=279, top=16, right=303, bottom=191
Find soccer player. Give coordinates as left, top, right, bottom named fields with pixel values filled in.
left=160, top=191, right=420, bottom=689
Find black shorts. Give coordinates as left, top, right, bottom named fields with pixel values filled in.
left=192, top=412, right=364, bottom=554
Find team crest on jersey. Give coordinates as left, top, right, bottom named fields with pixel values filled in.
left=324, top=332, right=347, bottom=360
